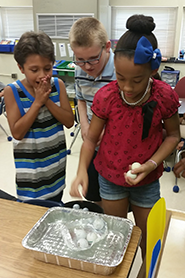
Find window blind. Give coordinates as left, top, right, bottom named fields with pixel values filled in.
left=111, top=7, right=177, bottom=58
left=37, top=14, right=94, bottom=39
left=1, top=7, right=34, bottom=39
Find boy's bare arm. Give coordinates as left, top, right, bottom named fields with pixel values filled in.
left=4, top=86, right=42, bottom=140
left=70, top=114, right=106, bottom=197
left=45, top=79, right=74, bottom=128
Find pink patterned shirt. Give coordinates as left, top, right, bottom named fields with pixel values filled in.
left=91, top=79, right=180, bottom=187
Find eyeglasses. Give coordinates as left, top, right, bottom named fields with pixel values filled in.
left=73, top=47, right=104, bottom=66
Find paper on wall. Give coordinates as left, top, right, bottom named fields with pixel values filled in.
left=67, top=43, right=73, bottom=58
left=59, top=43, right=66, bottom=57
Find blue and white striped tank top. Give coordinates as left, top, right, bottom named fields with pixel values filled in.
left=9, top=77, right=66, bottom=201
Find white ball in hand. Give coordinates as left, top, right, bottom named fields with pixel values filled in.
left=126, top=170, right=137, bottom=179
left=131, top=162, right=141, bottom=169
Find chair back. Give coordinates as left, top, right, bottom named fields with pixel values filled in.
left=174, top=76, right=185, bottom=98
left=73, top=98, right=80, bottom=123
left=146, top=198, right=166, bottom=278
left=0, top=96, right=12, bottom=141
left=0, top=97, right=5, bottom=114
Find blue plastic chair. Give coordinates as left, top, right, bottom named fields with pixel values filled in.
left=173, top=147, right=185, bottom=193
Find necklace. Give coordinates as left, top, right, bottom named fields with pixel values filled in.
left=121, top=78, right=151, bottom=106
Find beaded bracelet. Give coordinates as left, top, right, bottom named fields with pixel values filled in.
left=148, top=159, right=158, bottom=169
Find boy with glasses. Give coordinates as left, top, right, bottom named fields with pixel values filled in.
left=69, top=17, right=116, bottom=205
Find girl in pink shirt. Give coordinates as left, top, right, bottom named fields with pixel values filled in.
left=70, top=14, right=180, bottom=259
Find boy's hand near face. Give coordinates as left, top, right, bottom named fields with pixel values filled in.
left=34, top=75, right=51, bottom=106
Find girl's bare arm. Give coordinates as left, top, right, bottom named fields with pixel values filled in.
left=125, top=112, right=180, bottom=185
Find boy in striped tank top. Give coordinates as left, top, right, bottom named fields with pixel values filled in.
left=4, top=31, right=74, bottom=202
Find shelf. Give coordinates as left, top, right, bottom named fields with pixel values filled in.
left=56, top=68, right=75, bottom=72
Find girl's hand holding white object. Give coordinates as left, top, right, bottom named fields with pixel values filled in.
left=125, top=161, right=156, bottom=185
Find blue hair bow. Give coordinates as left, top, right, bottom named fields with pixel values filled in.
left=134, top=36, right=161, bottom=70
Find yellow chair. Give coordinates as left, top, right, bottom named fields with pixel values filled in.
left=137, top=198, right=170, bottom=278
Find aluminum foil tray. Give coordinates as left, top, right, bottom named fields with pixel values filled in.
left=22, top=207, right=134, bottom=275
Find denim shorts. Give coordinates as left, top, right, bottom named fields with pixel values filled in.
left=98, top=174, right=160, bottom=208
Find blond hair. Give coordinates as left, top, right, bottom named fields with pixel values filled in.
left=69, top=17, right=108, bottom=49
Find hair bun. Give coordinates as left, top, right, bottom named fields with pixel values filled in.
left=126, top=14, right=155, bottom=35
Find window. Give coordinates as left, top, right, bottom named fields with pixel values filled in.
left=179, top=8, right=185, bottom=57
left=0, top=7, right=34, bottom=40
left=111, top=7, right=177, bottom=58
left=37, top=13, right=94, bottom=39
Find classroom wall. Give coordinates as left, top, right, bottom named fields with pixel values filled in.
left=0, top=0, right=32, bottom=6
left=0, top=0, right=32, bottom=83
left=32, top=0, right=98, bottom=61
left=109, top=0, right=185, bottom=57
left=0, top=0, right=185, bottom=84
left=0, top=0, right=99, bottom=84
left=108, top=0, right=185, bottom=79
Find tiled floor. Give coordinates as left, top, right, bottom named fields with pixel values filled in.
left=0, top=114, right=185, bottom=278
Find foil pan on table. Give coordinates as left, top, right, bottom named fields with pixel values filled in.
left=22, top=207, right=134, bottom=275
